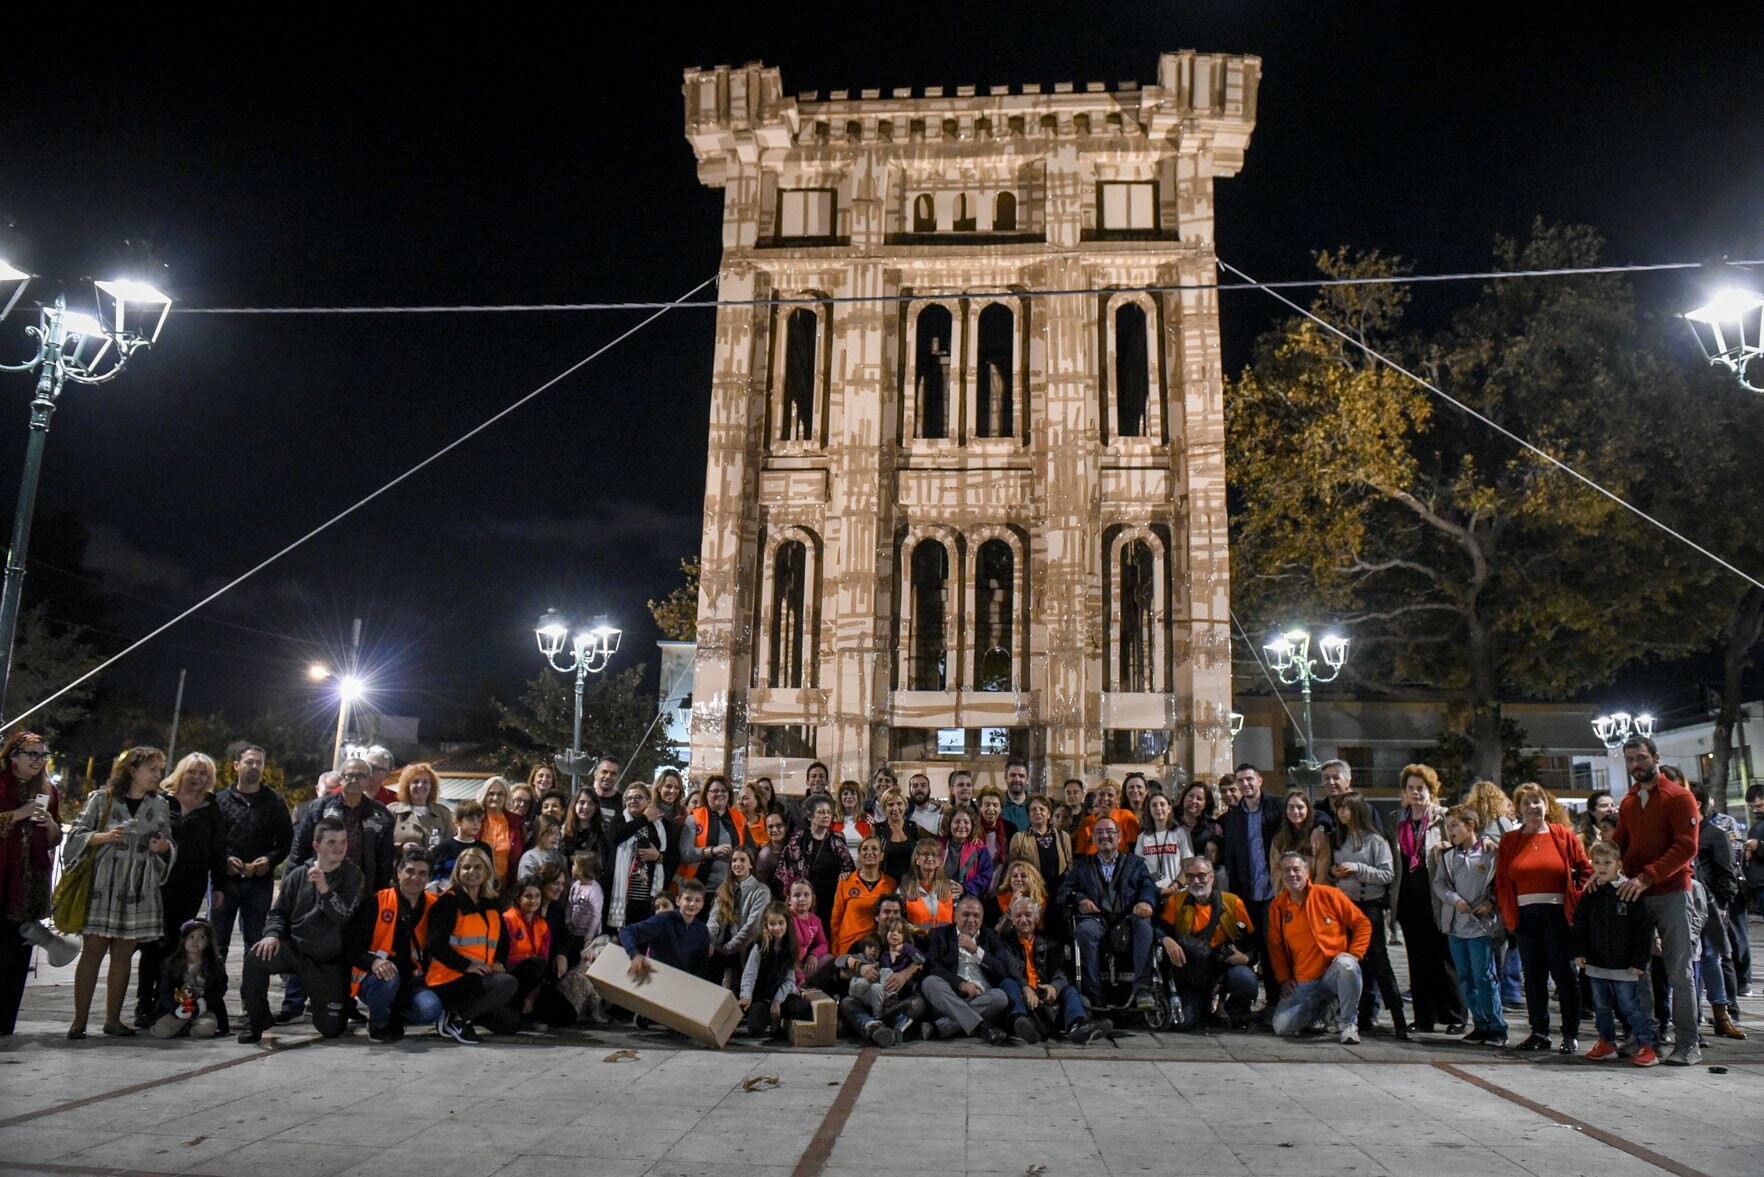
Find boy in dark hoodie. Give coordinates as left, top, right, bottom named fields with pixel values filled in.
left=1573, top=839, right=1657, bottom=1067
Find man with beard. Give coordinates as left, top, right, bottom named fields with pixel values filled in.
left=906, top=772, right=944, bottom=836
left=1613, top=736, right=1701, bottom=1065
left=212, top=745, right=293, bottom=958
left=1001, top=758, right=1033, bottom=830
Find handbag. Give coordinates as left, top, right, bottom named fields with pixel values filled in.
left=51, top=793, right=114, bottom=935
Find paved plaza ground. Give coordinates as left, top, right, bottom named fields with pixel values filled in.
left=2, top=945, right=1760, bottom=1177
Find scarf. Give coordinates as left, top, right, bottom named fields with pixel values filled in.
left=608, top=818, right=669, bottom=929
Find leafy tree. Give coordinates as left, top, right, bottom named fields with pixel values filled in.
left=6, top=603, right=97, bottom=744
left=1229, top=222, right=1721, bottom=782
left=648, top=557, right=699, bottom=641
left=490, top=664, right=667, bottom=785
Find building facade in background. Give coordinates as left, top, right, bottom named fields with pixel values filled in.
left=680, top=53, right=1260, bottom=792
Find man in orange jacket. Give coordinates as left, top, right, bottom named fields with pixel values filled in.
left=1266, top=850, right=1372, bottom=1043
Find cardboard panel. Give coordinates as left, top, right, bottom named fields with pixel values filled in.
left=788, top=988, right=838, bottom=1047
left=587, top=943, right=743, bottom=1050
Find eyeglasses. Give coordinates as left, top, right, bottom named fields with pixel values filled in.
left=13, top=750, right=49, bottom=761
left=1184, top=872, right=1212, bottom=881
left=340, top=772, right=369, bottom=782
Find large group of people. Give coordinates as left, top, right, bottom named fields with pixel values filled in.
left=0, top=735, right=1756, bottom=1069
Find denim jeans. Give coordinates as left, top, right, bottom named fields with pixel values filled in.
left=1271, top=954, right=1362, bottom=1035
left=1589, top=974, right=1654, bottom=1046
left=1447, top=935, right=1507, bottom=1035
left=210, top=876, right=275, bottom=959
left=358, top=972, right=444, bottom=1029
left=1072, top=914, right=1154, bottom=1000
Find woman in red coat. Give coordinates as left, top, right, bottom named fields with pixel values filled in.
left=1, top=731, right=62, bottom=1035
left=1494, top=781, right=1592, bottom=1055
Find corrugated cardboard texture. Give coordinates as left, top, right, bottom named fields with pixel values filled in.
left=587, top=943, right=743, bottom=1050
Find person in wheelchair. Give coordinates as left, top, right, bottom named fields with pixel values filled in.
left=1157, top=858, right=1257, bottom=1031
left=1055, top=817, right=1159, bottom=1010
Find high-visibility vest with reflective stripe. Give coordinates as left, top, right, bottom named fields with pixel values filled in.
left=350, top=888, right=434, bottom=995
left=425, top=903, right=501, bottom=987
left=677, top=807, right=748, bottom=880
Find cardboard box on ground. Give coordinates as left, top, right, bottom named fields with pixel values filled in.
left=789, top=989, right=837, bottom=1047
left=586, top=943, right=742, bottom=1049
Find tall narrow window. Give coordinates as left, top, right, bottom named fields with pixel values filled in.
left=1119, top=540, right=1156, bottom=691
left=914, top=305, right=953, bottom=439
left=993, top=192, right=1017, bottom=231
left=953, top=193, right=977, bottom=232
left=781, top=308, right=817, bottom=441
left=976, top=304, right=1014, bottom=438
left=769, top=541, right=808, bottom=688
left=777, top=189, right=835, bottom=238
left=974, top=540, right=1014, bottom=691
left=910, top=542, right=949, bottom=690
left=913, top=194, right=936, bottom=232
left=1114, top=303, right=1149, bottom=438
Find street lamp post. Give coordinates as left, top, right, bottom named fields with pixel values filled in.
left=1683, top=277, right=1764, bottom=393
left=0, top=267, right=171, bottom=713
left=534, top=610, right=621, bottom=792
left=1592, top=711, right=1654, bottom=795
left=1263, top=627, right=1349, bottom=795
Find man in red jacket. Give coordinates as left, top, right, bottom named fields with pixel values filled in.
left=1613, top=735, right=1701, bottom=1066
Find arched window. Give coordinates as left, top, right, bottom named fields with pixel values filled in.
left=976, top=303, right=1014, bottom=438
left=769, top=540, right=809, bottom=688
left=1119, top=540, right=1156, bottom=692
left=953, top=193, right=977, bottom=232
left=910, top=541, right=950, bottom=690
left=973, top=540, right=1014, bottom=690
left=913, top=194, right=936, bottom=232
left=1115, top=303, right=1149, bottom=438
left=993, top=192, right=1017, bottom=232
left=781, top=308, right=818, bottom=441
left=914, top=305, right=953, bottom=439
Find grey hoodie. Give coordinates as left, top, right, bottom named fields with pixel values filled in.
left=1429, top=838, right=1502, bottom=939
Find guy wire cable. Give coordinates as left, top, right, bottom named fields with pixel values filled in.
left=1218, top=259, right=1764, bottom=594
left=0, top=277, right=717, bottom=731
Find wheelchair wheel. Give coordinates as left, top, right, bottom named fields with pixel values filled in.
left=1142, top=985, right=1175, bottom=1031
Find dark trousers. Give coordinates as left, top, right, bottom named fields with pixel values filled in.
left=210, top=876, right=274, bottom=958
left=1513, top=904, right=1580, bottom=1036
left=1396, top=872, right=1465, bottom=1029
left=241, top=944, right=348, bottom=1037
left=430, top=971, right=519, bottom=1025
left=0, top=917, right=32, bottom=1035
left=509, top=957, right=577, bottom=1028
left=1242, top=898, right=1274, bottom=1005
left=1177, top=964, right=1258, bottom=1029
left=1351, top=898, right=1407, bottom=1031
left=1723, top=898, right=1749, bottom=991
left=744, top=991, right=812, bottom=1037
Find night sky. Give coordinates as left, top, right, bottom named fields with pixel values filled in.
left=2, top=4, right=1761, bottom=742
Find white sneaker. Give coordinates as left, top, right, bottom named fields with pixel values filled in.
left=1339, top=1026, right=1361, bottom=1045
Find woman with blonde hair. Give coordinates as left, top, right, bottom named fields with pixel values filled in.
left=389, top=763, right=455, bottom=852
left=1494, top=780, right=1592, bottom=1054
left=64, top=747, right=176, bottom=1038
left=993, top=859, right=1048, bottom=929
left=874, top=787, right=917, bottom=881
left=133, top=753, right=230, bottom=1028
left=898, top=838, right=957, bottom=933
left=476, top=777, right=526, bottom=893
left=426, top=847, right=515, bottom=1043
left=1465, top=780, right=1519, bottom=842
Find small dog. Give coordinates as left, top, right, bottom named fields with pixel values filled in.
left=561, top=935, right=612, bottom=1025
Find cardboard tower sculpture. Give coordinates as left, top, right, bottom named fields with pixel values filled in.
left=681, top=52, right=1260, bottom=794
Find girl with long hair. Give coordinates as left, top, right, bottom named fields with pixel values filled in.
left=737, top=902, right=812, bottom=1038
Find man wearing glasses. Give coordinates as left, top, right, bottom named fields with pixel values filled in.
left=1158, top=859, right=1257, bottom=1031
left=280, top=756, right=393, bottom=1024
